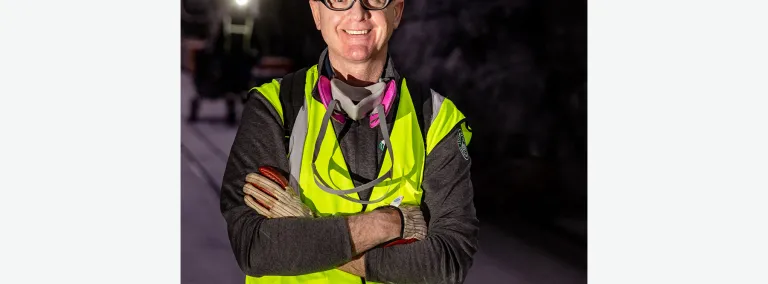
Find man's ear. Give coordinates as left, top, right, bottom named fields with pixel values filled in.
left=309, top=0, right=322, bottom=30
left=392, top=0, right=405, bottom=29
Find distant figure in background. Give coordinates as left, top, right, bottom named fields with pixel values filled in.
left=190, top=2, right=260, bottom=126
left=220, top=0, right=479, bottom=283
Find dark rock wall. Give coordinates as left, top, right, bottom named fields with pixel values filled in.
left=387, top=0, right=586, bottom=235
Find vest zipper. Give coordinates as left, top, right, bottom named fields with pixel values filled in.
left=361, top=277, right=366, bottom=284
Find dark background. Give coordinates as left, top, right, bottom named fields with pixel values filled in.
left=181, top=0, right=586, bottom=282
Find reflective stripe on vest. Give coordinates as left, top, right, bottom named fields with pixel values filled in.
left=247, top=65, right=469, bottom=284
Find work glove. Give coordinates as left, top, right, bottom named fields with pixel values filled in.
left=243, top=166, right=314, bottom=218
left=376, top=205, right=427, bottom=247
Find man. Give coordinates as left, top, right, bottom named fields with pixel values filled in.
left=219, top=0, right=479, bottom=283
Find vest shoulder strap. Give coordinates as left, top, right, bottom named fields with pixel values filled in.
left=404, top=78, right=431, bottom=144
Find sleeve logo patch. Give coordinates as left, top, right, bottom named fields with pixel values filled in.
left=457, top=130, right=469, bottom=160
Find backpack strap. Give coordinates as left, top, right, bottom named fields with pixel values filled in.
left=278, top=67, right=309, bottom=150
left=405, top=78, right=431, bottom=146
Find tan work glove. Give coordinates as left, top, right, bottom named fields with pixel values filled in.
left=376, top=205, right=427, bottom=247
left=243, top=166, right=314, bottom=218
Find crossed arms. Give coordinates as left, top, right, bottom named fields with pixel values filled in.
left=219, top=95, right=479, bottom=283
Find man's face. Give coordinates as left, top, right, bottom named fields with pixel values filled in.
left=310, top=0, right=405, bottom=63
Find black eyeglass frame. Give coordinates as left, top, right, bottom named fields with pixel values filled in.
left=314, top=0, right=393, bottom=11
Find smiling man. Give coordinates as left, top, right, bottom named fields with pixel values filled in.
left=219, top=0, right=479, bottom=283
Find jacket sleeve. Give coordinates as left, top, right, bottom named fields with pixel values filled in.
left=220, top=93, right=354, bottom=276
left=364, top=126, right=480, bottom=284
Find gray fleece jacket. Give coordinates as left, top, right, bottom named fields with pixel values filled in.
left=220, top=49, right=479, bottom=284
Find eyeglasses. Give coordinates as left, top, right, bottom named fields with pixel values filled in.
left=315, top=0, right=392, bottom=11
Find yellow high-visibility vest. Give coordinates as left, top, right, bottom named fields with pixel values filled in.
left=249, top=65, right=470, bottom=284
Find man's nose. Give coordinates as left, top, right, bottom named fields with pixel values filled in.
left=346, top=0, right=369, bottom=21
